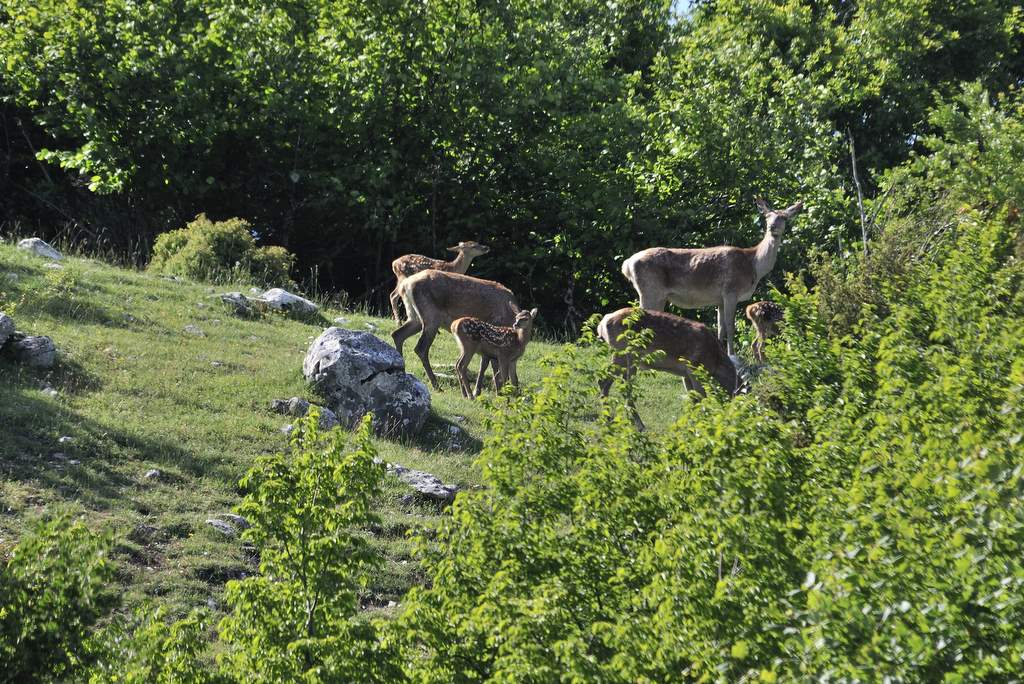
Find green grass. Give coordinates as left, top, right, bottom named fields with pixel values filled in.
left=0, top=241, right=707, bottom=619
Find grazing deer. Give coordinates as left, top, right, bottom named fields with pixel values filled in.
left=621, top=198, right=803, bottom=354
left=389, top=241, right=490, bottom=322
left=597, top=307, right=737, bottom=429
left=393, top=270, right=518, bottom=390
left=745, top=301, right=784, bottom=362
left=451, top=304, right=539, bottom=398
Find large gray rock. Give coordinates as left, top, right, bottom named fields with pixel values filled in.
left=260, top=288, right=318, bottom=317
left=9, top=334, right=56, bottom=368
left=17, top=237, right=62, bottom=260
left=303, top=327, right=430, bottom=437
left=0, top=313, right=13, bottom=348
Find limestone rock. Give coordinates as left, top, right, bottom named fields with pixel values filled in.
left=270, top=396, right=340, bottom=431
left=9, top=333, right=56, bottom=368
left=386, top=461, right=457, bottom=504
left=259, top=288, right=318, bottom=317
left=303, top=327, right=430, bottom=437
left=17, top=237, right=62, bottom=260
left=0, top=312, right=13, bottom=348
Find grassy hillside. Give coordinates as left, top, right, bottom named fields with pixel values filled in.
left=0, top=241, right=689, bottom=619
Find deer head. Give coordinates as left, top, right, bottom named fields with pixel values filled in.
left=447, top=240, right=491, bottom=257
left=755, top=198, right=803, bottom=238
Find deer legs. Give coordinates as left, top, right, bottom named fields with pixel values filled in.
left=717, top=296, right=738, bottom=356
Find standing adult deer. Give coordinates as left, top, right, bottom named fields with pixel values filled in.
left=389, top=241, right=490, bottom=322
left=597, top=307, right=737, bottom=429
left=451, top=303, right=539, bottom=398
left=621, top=199, right=803, bottom=354
left=745, top=300, right=784, bottom=362
left=393, top=270, right=518, bottom=390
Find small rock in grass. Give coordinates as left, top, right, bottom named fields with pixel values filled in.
left=3, top=272, right=18, bottom=283
left=10, top=334, right=57, bottom=368
left=0, top=312, right=14, bottom=348
left=217, top=513, right=250, bottom=530
left=58, top=436, right=74, bottom=444
left=280, top=423, right=293, bottom=434
left=205, top=518, right=238, bottom=537
left=184, top=324, right=205, bottom=336
left=259, top=288, right=318, bottom=317
left=333, top=316, right=349, bottom=325
left=43, top=262, right=63, bottom=270
left=17, top=237, right=62, bottom=260
left=144, top=469, right=161, bottom=480
left=68, top=459, right=80, bottom=465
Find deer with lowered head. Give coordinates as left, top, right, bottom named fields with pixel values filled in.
left=745, top=300, right=784, bottom=363
left=451, top=303, right=539, bottom=398
left=597, top=307, right=738, bottom=429
left=389, top=240, right=490, bottom=322
left=393, top=270, right=518, bottom=390
left=621, top=198, right=802, bottom=355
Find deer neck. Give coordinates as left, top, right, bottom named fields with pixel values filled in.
left=515, top=325, right=533, bottom=348
left=753, top=228, right=781, bottom=279
left=449, top=251, right=471, bottom=273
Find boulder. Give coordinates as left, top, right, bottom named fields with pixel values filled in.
left=0, top=312, right=13, bottom=348
left=9, top=333, right=56, bottom=368
left=17, top=237, right=62, bottom=260
left=259, top=288, right=318, bottom=317
left=303, top=327, right=430, bottom=437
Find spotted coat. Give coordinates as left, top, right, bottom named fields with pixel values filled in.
left=453, top=318, right=518, bottom=349
left=396, top=254, right=457, bottom=278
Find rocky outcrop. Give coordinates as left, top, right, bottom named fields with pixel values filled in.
left=303, top=327, right=430, bottom=437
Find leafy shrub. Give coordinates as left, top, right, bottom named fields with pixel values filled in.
left=87, top=608, right=214, bottom=684
left=148, top=214, right=294, bottom=287
left=0, top=511, right=114, bottom=683
left=217, top=411, right=399, bottom=683
left=392, top=201, right=1024, bottom=679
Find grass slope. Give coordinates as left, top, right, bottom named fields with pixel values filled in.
left=0, top=242, right=693, bottom=619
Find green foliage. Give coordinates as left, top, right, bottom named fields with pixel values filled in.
left=4, top=0, right=1020, bottom=319
left=217, top=411, right=399, bottom=683
left=148, top=214, right=294, bottom=287
left=0, top=510, right=114, bottom=683
left=88, top=608, right=214, bottom=684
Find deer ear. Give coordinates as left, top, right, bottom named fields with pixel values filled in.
left=754, top=197, right=772, bottom=215
left=509, top=301, right=520, bottom=314
left=447, top=245, right=460, bottom=252
left=530, top=308, right=538, bottom=318
left=781, top=201, right=804, bottom=218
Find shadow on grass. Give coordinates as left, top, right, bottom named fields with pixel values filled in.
left=0, top=361, right=236, bottom=513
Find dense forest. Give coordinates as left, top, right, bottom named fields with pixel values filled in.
left=3, top=0, right=1024, bottom=681
left=2, top=0, right=1021, bottom=324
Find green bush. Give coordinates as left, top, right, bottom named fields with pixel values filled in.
left=391, top=204, right=1024, bottom=679
left=0, top=511, right=114, bottom=683
left=148, top=214, right=294, bottom=287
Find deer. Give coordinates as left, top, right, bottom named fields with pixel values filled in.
left=450, top=304, right=539, bottom=398
left=393, top=270, right=519, bottom=391
left=389, top=241, right=490, bottom=322
left=745, top=300, right=784, bottom=363
left=597, top=307, right=738, bottom=429
left=620, top=198, right=803, bottom=355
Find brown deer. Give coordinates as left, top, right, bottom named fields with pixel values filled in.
left=393, top=270, right=519, bottom=390
left=621, top=198, right=802, bottom=354
left=389, top=241, right=490, bottom=322
left=597, top=307, right=738, bottom=429
left=451, top=304, right=539, bottom=398
left=745, top=301, right=784, bottom=362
